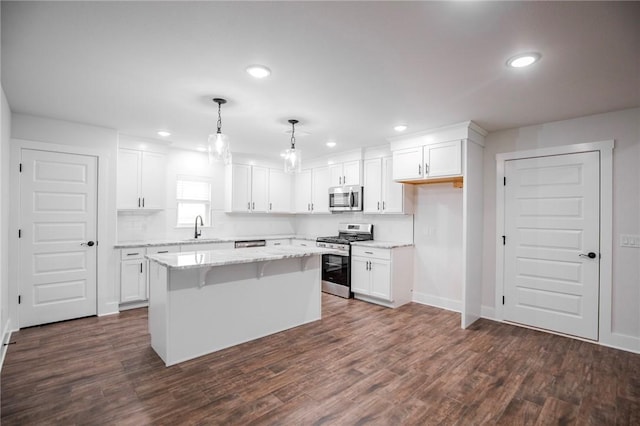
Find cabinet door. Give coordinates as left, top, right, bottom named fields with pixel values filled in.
left=370, top=259, right=392, bottom=301
left=293, top=170, right=312, bottom=213
left=140, top=151, right=166, bottom=209
left=382, top=157, right=404, bottom=213
left=350, top=257, right=370, bottom=295
left=120, top=259, right=146, bottom=303
left=268, top=169, right=292, bottom=213
left=392, top=147, right=423, bottom=180
left=425, top=140, right=462, bottom=177
left=328, top=163, right=343, bottom=186
left=311, top=166, right=330, bottom=213
left=363, top=158, right=382, bottom=213
left=117, top=149, right=141, bottom=209
left=230, top=164, right=252, bottom=212
left=343, top=160, right=361, bottom=186
left=251, top=166, right=269, bottom=212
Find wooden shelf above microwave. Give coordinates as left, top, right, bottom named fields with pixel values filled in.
left=395, top=176, right=463, bottom=188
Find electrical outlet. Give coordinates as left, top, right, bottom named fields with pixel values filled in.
left=620, top=234, right=640, bottom=248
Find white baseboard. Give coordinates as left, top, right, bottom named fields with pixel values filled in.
left=600, top=331, right=640, bottom=355
left=0, top=319, right=13, bottom=372
left=480, top=305, right=497, bottom=321
left=98, top=301, right=121, bottom=316
left=412, top=292, right=461, bottom=313
left=118, top=301, right=149, bottom=311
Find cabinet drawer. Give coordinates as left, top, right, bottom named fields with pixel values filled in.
left=121, top=247, right=145, bottom=260
left=351, top=246, right=391, bottom=260
left=148, top=245, right=179, bottom=255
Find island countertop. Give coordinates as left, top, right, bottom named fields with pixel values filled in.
left=146, top=245, right=337, bottom=270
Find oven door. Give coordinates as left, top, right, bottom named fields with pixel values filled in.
left=321, top=252, right=351, bottom=298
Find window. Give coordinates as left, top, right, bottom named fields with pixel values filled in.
left=176, top=177, right=211, bottom=226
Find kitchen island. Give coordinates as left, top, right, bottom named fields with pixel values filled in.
left=146, top=245, right=333, bottom=366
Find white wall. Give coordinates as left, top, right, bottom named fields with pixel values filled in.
left=411, top=183, right=463, bottom=310
left=10, top=113, right=120, bottom=317
left=482, top=108, right=640, bottom=343
left=1, top=88, right=10, bottom=342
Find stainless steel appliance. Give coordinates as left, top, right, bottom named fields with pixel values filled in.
left=234, top=239, right=266, bottom=248
left=316, top=223, right=373, bottom=298
left=329, top=185, right=363, bottom=212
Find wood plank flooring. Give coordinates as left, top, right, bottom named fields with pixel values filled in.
left=2, top=294, right=640, bottom=425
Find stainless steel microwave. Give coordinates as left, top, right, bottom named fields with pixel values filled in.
left=329, top=185, right=363, bottom=212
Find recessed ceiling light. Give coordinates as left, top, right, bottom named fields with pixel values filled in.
left=394, top=124, right=408, bottom=132
left=326, top=141, right=336, bottom=148
left=246, top=65, right=271, bottom=79
left=506, top=52, right=541, bottom=68
left=157, top=130, right=171, bottom=137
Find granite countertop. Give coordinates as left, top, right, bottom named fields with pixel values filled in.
left=146, top=245, right=337, bottom=270
left=115, top=234, right=305, bottom=249
left=350, top=240, right=414, bottom=249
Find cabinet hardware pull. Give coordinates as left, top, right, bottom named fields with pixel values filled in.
left=382, top=201, right=385, bottom=210
left=311, top=203, right=314, bottom=211
left=142, top=198, right=145, bottom=207
left=138, top=197, right=141, bottom=208
left=343, top=175, right=346, bottom=184
left=365, top=251, right=374, bottom=254
left=140, top=263, right=143, bottom=273
left=157, top=250, right=169, bottom=254
left=308, top=203, right=310, bottom=211
left=425, top=164, right=429, bottom=175
left=269, top=203, right=272, bottom=211
left=339, top=176, right=342, bottom=185
left=127, top=253, right=140, bottom=256
left=252, top=202, right=255, bottom=210
left=418, top=164, right=422, bottom=175
left=248, top=202, right=251, bottom=210
left=377, top=201, right=380, bottom=210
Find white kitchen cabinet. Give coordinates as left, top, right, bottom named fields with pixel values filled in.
left=392, top=140, right=462, bottom=181
left=311, top=166, right=330, bottom=213
left=120, top=248, right=147, bottom=303
left=363, top=157, right=413, bottom=214
left=329, top=160, right=361, bottom=186
left=293, top=170, right=312, bottom=213
left=350, top=245, right=414, bottom=308
left=225, top=164, right=271, bottom=213
left=294, top=167, right=330, bottom=214
left=268, top=169, right=292, bottom=213
left=117, top=149, right=166, bottom=210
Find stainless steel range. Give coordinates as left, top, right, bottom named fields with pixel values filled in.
left=316, top=223, right=373, bottom=298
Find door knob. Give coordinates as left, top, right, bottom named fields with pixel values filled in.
left=81, top=241, right=95, bottom=247
left=579, top=252, right=597, bottom=259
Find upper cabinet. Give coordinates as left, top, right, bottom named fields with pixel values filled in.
left=293, top=167, right=330, bottom=214
left=328, top=160, right=361, bottom=186
left=363, top=157, right=413, bottom=214
left=268, top=169, right=292, bottom=213
left=225, top=163, right=292, bottom=214
left=117, top=148, right=166, bottom=210
left=225, top=163, right=270, bottom=213
left=392, top=140, right=462, bottom=182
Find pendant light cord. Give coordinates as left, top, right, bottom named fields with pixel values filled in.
left=216, top=102, right=223, bottom=134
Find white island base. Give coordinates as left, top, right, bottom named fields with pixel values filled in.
left=148, top=252, right=322, bottom=366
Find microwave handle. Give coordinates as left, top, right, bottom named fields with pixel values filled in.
left=349, top=189, right=354, bottom=208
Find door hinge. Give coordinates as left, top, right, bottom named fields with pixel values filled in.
left=19, top=163, right=22, bottom=173
left=18, top=295, right=21, bottom=304
left=503, top=177, right=506, bottom=186
left=502, top=235, right=506, bottom=245
left=18, top=229, right=21, bottom=238
left=502, top=296, right=505, bottom=305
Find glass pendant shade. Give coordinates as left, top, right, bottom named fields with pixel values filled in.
left=284, top=148, right=302, bottom=173
left=208, top=132, right=230, bottom=164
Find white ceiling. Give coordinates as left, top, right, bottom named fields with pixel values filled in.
left=2, top=1, right=639, bottom=160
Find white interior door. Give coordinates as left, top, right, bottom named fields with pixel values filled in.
left=503, top=151, right=600, bottom=340
left=19, top=149, right=98, bottom=327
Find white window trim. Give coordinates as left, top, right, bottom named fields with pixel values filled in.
left=176, top=175, right=212, bottom=227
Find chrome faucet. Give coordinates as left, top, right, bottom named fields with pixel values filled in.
left=194, top=215, right=204, bottom=239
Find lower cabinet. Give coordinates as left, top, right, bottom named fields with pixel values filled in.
left=120, top=247, right=148, bottom=304
left=350, top=245, right=414, bottom=308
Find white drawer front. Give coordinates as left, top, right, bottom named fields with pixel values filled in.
left=121, top=247, right=145, bottom=260
left=351, top=246, right=391, bottom=260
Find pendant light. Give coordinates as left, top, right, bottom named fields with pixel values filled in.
left=208, top=98, right=231, bottom=164
left=284, top=119, right=302, bottom=173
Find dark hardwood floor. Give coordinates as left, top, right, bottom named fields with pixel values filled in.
left=2, top=294, right=639, bottom=425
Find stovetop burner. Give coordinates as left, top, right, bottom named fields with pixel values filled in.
left=316, top=223, right=374, bottom=246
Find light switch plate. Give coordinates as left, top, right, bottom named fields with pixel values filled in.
left=620, top=234, right=640, bottom=248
